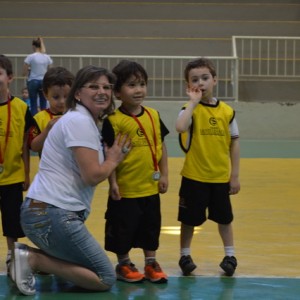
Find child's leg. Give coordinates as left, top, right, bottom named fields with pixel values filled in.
left=180, top=223, right=194, bottom=251
left=2, top=183, right=24, bottom=277
left=179, top=223, right=197, bottom=275
left=117, top=253, right=131, bottom=264
left=218, top=223, right=234, bottom=252
left=6, top=236, right=17, bottom=277
left=143, top=249, right=156, bottom=264
left=6, top=236, right=17, bottom=251
left=218, top=223, right=237, bottom=276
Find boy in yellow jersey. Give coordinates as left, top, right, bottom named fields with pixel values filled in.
left=102, top=60, right=169, bottom=283
left=28, top=67, right=74, bottom=157
left=0, top=55, right=34, bottom=277
left=176, top=58, right=240, bottom=276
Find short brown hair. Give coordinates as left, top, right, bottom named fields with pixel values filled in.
left=112, top=60, right=148, bottom=93
left=42, top=67, right=74, bottom=94
left=0, top=55, right=13, bottom=76
left=184, top=58, right=216, bottom=82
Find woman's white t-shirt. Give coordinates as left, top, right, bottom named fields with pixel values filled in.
left=24, top=52, right=53, bottom=81
left=27, top=104, right=104, bottom=217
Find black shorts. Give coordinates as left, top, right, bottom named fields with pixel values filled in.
left=105, top=194, right=161, bottom=255
left=0, top=183, right=25, bottom=238
left=178, top=177, right=233, bottom=226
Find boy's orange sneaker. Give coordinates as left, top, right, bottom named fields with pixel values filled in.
left=144, top=261, right=168, bottom=283
left=116, top=263, right=145, bottom=283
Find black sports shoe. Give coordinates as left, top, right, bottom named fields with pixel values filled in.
left=179, top=255, right=197, bottom=275
left=219, top=256, right=237, bottom=276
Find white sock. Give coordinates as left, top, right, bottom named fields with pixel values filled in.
left=145, top=257, right=156, bottom=265
left=180, top=248, right=191, bottom=257
left=224, top=246, right=235, bottom=257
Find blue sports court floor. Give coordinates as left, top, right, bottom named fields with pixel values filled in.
left=1, top=275, right=300, bottom=299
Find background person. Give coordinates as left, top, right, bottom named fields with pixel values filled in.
left=21, top=87, right=31, bottom=110
left=23, top=37, right=53, bottom=115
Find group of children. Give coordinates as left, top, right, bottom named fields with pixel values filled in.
left=0, top=53, right=240, bottom=292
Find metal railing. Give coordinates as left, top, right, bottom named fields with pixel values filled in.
left=232, top=36, right=300, bottom=79
left=6, top=54, right=239, bottom=101
left=5, top=37, right=300, bottom=103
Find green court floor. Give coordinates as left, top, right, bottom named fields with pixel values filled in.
left=1, top=275, right=300, bottom=300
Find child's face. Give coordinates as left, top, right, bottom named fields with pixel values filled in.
left=187, top=67, right=217, bottom=101
left=115, top=75, right=147, bottom=108
left=22, top=89, right=29, bottom=99
left=0, top=67, right=13, bottom=95
left=44, top=84, right=71, bottom=114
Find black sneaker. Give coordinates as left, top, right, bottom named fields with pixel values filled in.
left=219, top=256, right=237, bottom=276
left=179, top=255, right=197, bottom=276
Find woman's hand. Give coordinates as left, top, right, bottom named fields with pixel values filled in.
left=104, top=134, right=131, bottom=165
left=73, top=134, right=131, bottom=186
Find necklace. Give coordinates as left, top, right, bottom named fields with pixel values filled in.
left=121, top=106, right=160, bottom=181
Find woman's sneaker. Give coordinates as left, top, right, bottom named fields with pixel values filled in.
left=179, top=255, right=197, bottom=275
left=14, top=242, right=36, bottom=295
left=219, top=256, right=237, bottom=276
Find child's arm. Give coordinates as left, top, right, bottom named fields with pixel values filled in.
left=102, top=119, right=122, bottom=199
left=108, top=171, right=121, bottom=200
left=175, top=87, right=202, bottom=133
left=158, top=142, right=168, bottom=194
left=22, top=131, right=30, bottom=191
left=229, top=138, right=240, bottom=195
left=30, top=118, right=61, bottom=152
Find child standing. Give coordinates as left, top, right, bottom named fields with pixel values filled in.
left=21, top=87, right=31, bottom=110
left=176, top=58, right=240, bottom=276
left=102, top=60, right=169, bottom=283
left=28, top=66, right=74, bottom=157
left=0, top=55, right=34, bottom=277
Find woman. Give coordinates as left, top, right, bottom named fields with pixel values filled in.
left=11, top=65, right=131, bottom=296
left=23, top=37, right=53, bottom=115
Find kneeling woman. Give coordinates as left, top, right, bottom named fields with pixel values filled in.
left=11, top=66, right=131, bottom=296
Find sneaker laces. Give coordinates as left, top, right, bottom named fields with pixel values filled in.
left=119, top=263, right=139, bottom=273
left=128, top=263, right=139, bottom=272
left=150, top=261, right=162, bottom=272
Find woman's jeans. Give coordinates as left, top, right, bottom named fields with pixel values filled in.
left=21, top=198, right=116, bottom=287
left=27, top=79, right=47, bottom=115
